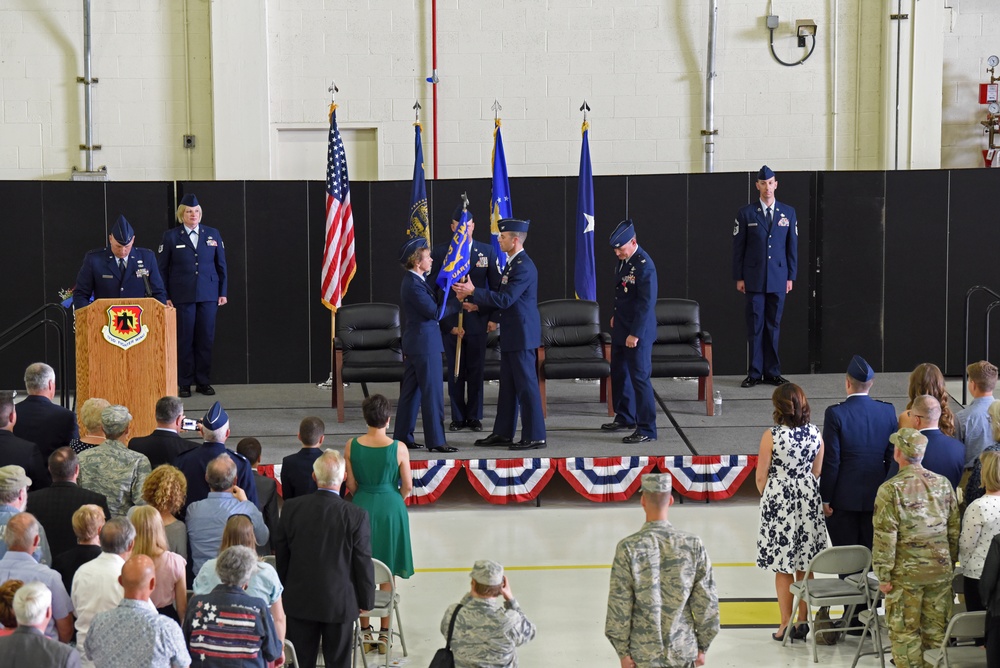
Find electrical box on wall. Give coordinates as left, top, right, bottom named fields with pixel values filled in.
left=980, top=84, right=999, bottom=104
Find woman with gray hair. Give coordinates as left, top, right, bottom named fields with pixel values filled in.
left=183, top=545, right=282, bottom=667
left=69, top=397, right=110, bottom=455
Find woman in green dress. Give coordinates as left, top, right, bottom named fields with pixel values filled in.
left=345, top=393, right=414, bottom=654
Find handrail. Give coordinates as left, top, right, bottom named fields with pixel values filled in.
left=985, top=300, right=1000, bottom=365
left=0, top=303, right=71, bottom=409
left=963, top=286, right=1000, bottom=405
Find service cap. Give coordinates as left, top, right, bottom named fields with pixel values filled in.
left=110, top=215, right=135, bottom=245
left=497, top=218, right=530, bottom=234
left=890, top=428, right=928, bottom=459
left=398, top=236, right=428, bottom=265
left=847, top=355, right=874, bottom=383
left=202, top=401, right=230, bottom=431
left=609, top=219, right=636, bottom=248
left=0, top=465, right=31, bottom=495
left=641, top=472, right=673, bottom=493
left=180, top=193, right=200, bottom=208
left=469, top=559, right=504, bottom=586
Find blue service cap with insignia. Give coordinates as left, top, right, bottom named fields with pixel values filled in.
left=452, top=203, right=472, bottom=221
left=757, top=165, right=776, bottom=181
left=202, top=401, right=229, bottom=431
left=110, top=215, right=135, bottom=245
left=497, top=218, right=529, bottom=233
left=398, top=236, right=428, bottom=265
left=609, top=219, right=636, bottom=248
left=180, top=193, right=200, bottom=208
left=847, top=354, right=874, bottom=382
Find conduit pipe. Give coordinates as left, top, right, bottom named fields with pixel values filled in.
left=83, top=0, right=95, bottom=172
left=431, top=0, right=439, bottom=179
left=704, top=0, right=718, bottom=173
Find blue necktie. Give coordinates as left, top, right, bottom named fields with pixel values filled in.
left=766, top=207, right=773, bottom=228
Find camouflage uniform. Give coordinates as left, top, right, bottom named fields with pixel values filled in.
left=873, top=463, right=959, bottom=668
left=441, top=592, right=536, bottom=668
left=77, top=439, right=152, bottom=518
left=605, top=520, right=720, bottom=668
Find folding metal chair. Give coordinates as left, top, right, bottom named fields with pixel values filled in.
left=923, top=610, right=988, bottom=667
left=849, top=571, right=887, bottom=668
left=363, top=559, right=407, bottom=668
left=283, top=638, right=300, bottom=667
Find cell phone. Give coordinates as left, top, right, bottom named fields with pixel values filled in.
left=181, top=418, right=199, bottom=431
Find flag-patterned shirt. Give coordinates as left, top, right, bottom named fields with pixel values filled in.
left=182, top=585, right=281, bottom=667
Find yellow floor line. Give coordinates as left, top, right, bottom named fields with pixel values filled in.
left=415, top=562, right=756, bottom=574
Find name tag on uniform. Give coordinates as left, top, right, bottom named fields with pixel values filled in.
left=748, top=222, right=758, bottom=227
left=176, top=244, right=186, bottom=248
left=101, top=275, right=113, bottom=279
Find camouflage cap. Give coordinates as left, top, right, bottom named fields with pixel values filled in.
left=890, top=427, right=927, bottom=458
left=0, top=465, right=31, bottom=494
left=640, top=473, right=672, bottom=493
left=469, top=559, right=504, bottom=586
left=101, top=405, right=132, bottom=434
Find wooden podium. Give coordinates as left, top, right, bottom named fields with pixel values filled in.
left=76, top=298, right=176, bottom=439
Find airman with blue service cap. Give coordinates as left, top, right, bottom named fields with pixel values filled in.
left=609, top=218, right=635, bottom=249
left=180, top=193, right=200, bottom=208
left=175, top=399, right=258, bottom=509
left=398, top=236, right=428, bottom=265
left=202, top=401, right=229, bottom=431
left=110, top=214, right=135, bottom=245
left=848, top=354, right=875, bottom=383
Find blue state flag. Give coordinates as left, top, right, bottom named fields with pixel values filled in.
left=489, top=120, right=512, bottom=271
left=408, top=123, right=430, bottom=243
left=435, top=208, right=473, bottom=319
left=574, top=122, right=597, bottom=301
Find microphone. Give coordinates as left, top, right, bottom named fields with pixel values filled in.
left=137, top=268, right=152, bottom=298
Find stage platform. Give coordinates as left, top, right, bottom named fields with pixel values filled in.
left=164, top=372, right=951, bottom=505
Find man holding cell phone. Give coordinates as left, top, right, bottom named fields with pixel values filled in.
left=128, top=396, right=199, bottom=469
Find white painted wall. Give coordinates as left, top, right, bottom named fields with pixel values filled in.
left=0, top=0, right=995, bottom=181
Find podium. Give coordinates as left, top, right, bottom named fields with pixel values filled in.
left=76, top=298, right=176, bottom=440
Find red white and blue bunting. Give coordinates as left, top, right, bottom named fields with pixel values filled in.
left=465, top=458, right=557, bottom=505
left=659, top=455, right=757, bottom=501
left=406, top=459, right=464, bottom=506
left=558, top=456, right=656, bottom=502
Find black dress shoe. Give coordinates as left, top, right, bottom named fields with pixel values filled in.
left=764, top=375, right=789, bottom=386
left=402, top=441, right=425, bottom=450
left=196, top=384, right=216, bottom=396
left=178, top=386, right=192, bottom=398
left=448, top=421, right=465, bottom=432
left=474, top=433, right=513, bottom=447
left=428, top=445, right=458, bottom=453
left=601, top=421, right=636, bottom=432
left=466, top=419, right=483, bottom=432
left=623, top=431, right=655, bottom=444
left=509, top=440, right=546, bottom=450
left=740, top=376, right=761, bottom=388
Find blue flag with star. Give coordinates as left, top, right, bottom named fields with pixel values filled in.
left=408, top=123, right=430, bottom=243
left=489, top=120, right=512, bottom=271
left=435, top=207, right=473, bottom=319
left=574, top=121, right=596, bottom=300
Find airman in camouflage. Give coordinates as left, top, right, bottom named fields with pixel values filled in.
left=605, top=473, right=719, bottom=668
left=873, top=428, right=959, bottom=668
left=76, top=405, right=151, bottom=517
left=440, top=559, right=536, bottom=668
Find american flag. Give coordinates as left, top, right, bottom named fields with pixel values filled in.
left=321, top=104, right=356, bottom=310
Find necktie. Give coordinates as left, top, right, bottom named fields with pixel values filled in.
left=118, top=258, right=126, bottom=276
left=766, top=207, right=773, bottom=227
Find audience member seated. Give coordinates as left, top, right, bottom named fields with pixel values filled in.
left=140, top=465, right=189, bottom=558
left=71, top=516, right=135, bottom=652
left=960, top=450, right=1000, bottom=634
left=897, top=394, right=966, bottom=487
left=69, top=398, right=110, bottom=455
left=0, top=579, right=23, bottom=636
left=77, top=406, right=152, bottom=518
left=27, top=448, right=110, bottom=557
left=86, top=554, right=191, bottom=668
left=11, top=363, right=79, bottom=462
left=958, top=360, right=998, bottom=473
left=128, top=396, right=198, bottom=469
left=175, top=402, right=257, bottom=512
left=236, top=437, right=278, bottom=556
left=193, top=515, right=286, bottom=652
left=0, top=513, right=73, bottom=641
left=0, top=391, right=49, bottom=490
left=130, top=506, right=187, bottom=623
left=183, top=546, right=282, bottom=667
left=0, top=582, right=80, bottom=667
left=52, top=505, right=105, bottom=595
left=280, top=416, right=325, bottom=501
left=906, top=362, right=957, bottom=437
left=186, top=454, right=268, bottom=574
left=0, top=465, right=52, bottom=564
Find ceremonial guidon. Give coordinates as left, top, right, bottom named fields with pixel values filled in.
left=603, top=219, right=658, bottom=444
left=72, top=214, right=167, bottom=309
left=157, top=193, right=228, bottom=398
left=732, top=165, right=798, bottom=388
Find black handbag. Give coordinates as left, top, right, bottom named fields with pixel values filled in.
left=429, top=604, right=463, bottom=668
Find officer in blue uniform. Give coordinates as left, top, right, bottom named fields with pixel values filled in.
left=602, top=220, right=658, bottom=444
left=732, top=165, right=798, bottom=388
left=72, top=214, right=167, bottom=309
left=453, top=219, right=546, bottom=450
left=393, top=237, right=456, bottom=453
left=430, top=203, right=501, bottom=433
left=820, top=355, right=897, bottom=551
left=157, top=194, right=228, bottom=398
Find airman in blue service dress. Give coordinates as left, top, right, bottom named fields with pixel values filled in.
left=430, top=204, right=501, bottom=433
left=732, top=165, right=797, bottom=388
left=603, top=219, right=658, bottom=444
left=392, top=237, right=456, bottom=454
left=157, top=194, right=228, bottom=398
left=454, top=218, right=546, bottom=450
left=72, top=214, right=167, bottom=309
left=175, top=401, right=258, bottom=511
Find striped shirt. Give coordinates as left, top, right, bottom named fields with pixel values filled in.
left=182, top=585, right=281, bottom=667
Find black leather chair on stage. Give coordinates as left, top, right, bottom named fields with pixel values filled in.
left=332, top=303, right=404, bottom=423
left=651, top=298, right=714, bottom=416
left=536, top=299, right=612, bottom=418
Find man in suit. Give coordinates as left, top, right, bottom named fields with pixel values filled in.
left=820, top=355, right=897, bottom=552
left=392, top=237, right=456, bottom=454
left=72, top=214, right=167, bottom=309
left=175, top=401, right=257, bottom=510
left=127, top=396, right=197, bottom=469
left=0, top=391, right=49, bottom=490
left=13, top=363, right=78, bottom=465
left=0, top=582, right=81, bottom=667
left=602, top=219, right=658, bottom=444
left=454, top=218, right=546, bottom=450
left=431, top=203, right=500, bottom=433
left=274, top=450, right=375, bottom=668
left=236, top=437, right=278, bottom=556
left=732, top=165, right=798, bottom=388
left=27, top=447, right=110, bottom=557
left=281, top=416, right=326, bottom=500
left=157, top=193, right=228, bottom=398
left=896, top=394, right=966, bottom=488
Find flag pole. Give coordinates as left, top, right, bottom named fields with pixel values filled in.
left=454, top=192, right=470, bottom=380
left=328, top=80, right=339, bottom=389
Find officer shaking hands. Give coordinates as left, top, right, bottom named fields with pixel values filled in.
left=72, top=214, right=167, bottom=309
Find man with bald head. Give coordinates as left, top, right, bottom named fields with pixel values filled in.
left=86, top=554, right=190, bottom=668
left=896, top=394, right=965, bottom=488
